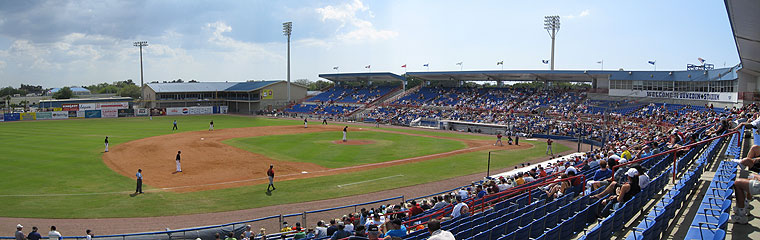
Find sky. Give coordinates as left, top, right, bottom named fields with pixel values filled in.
left=0, top=0, right=741, bottom=88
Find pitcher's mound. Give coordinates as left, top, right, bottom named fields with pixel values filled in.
left=332, top=140, right=376, bottom=145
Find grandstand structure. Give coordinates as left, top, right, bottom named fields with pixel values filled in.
left=142, top=80, right=307, bottom=114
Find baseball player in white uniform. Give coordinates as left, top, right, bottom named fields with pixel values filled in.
left=104, top=136, right=109, bottom=152
left=304, top=118, right=308, bottom=128
left=342, top=126, right=348, bottom=142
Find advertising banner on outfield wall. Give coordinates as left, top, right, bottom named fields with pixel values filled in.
left=62, top=104, right=79, bottom=111
left=118, top=109, right=135, bottom=117
left=20, top=112, right=36, bottom=120
left=79, top=103, right=97, bottom=110
left=220, top=106, right=228, bottom=114
left=53, top=108, right=62, bottom=111
left=85, top=110, right=101, bottom=118
left=189, top=106, right=213, bottom=115
left=98, top=102, right=129, bottom=109
left=101, top=108, right=118, bottom=118
left=52, top=111, right=68, bottom=119
left=150, top=108, right=166, bottom=116
left=77, top=111, right=85, bottom=118
left=166, top=107, right=185, bottom=115
left=0, top=114, right=3, bottom=122
left=136, top=108, right=149, bottom=116
left=36, top=112, right=53, bottom=120
left=4, top=113, right=20, bottom=121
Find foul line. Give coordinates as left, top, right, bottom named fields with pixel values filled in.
left=337, top=175, right=403, bottom=188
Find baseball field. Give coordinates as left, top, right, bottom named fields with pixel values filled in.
left=0, top=115, right=568, bottom=218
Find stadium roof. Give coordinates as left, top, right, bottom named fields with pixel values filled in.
left=725, top=0, right=760, bottom=77
left=146, top=81, right=282, bottom=93
left=404, top=68, right=738, bottom=82
left=49, top=87, right=91, bottom=93
left=318, top=72, right=405, bottom=82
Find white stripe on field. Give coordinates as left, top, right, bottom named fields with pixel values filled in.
left=337, top=175, right=403, bottom=188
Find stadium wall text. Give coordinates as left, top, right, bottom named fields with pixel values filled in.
left=0, top=106, right=229, bottom=122
left=609, top=89, right=739, bottom=103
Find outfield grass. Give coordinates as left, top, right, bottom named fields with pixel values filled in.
left=0, top=116, right=569, bottom=218
left=225, top=131, right=467, bottom=168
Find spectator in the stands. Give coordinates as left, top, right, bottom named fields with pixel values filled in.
left=243, top=225, right=253, bottom=240
left=730, top=145, right=760, bottom=172
left=457, top=188, right=469, bottom=199
left=523, top=172, right=535, bottom=183
left=326, top=219, right=338, bottom=236
left=450, top=196, right=469, bottom=218
left=432, top=195, right=449, bottom=210
left=366, top=225, right=381, bottom=240
left=730, top=173, right=760, bottom=224
left=26, top=226, right=41, bottom=240
left=408, top=200, right=424, bottom=216
left=330, top=224, right=351, bottom=240
left=315, top=221, right=328, bottom=238
left=595, top=168, right=641, bottom=217
left=281, top=222, right=292, bottom=233
left=475, top=185, right=487, bottom=199
left=381, top=219, right=407, bottom=238
left=515, top=173, right=525, bottom=185
left=343, top=217, right=354, bottom=232
left=589, top=160, right=613, bottom=190
left=365, top=214, right=384, bottom=229
left=426, top=219, right=455, bottom=240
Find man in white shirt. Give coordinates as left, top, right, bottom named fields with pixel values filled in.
left=427, top=219, right=455, bottom=240
left=315, top=221, right=328, bottom=238
left=457, top=188, right=469, bottom=200
left=450, top=196, right=469, bottom=218
left=48, top=226, right=61, bottom=240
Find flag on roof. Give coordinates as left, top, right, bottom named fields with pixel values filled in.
left=333, top=66, right=339, bottom=70
left=365, top=65, right=371, bottom=69
left=456, top=62, right=463, bottom=65
left=541, top=60, right=549, bottom=64
left=497, top=61, right=504, bottom=65
left=698, top=58, right=706, bottom=64
left=401, top=64, right=407, bottom=68
left=648, top=61, right=656, bottom=65
left=423, top=63, right=429, bottom=67
left=596, top=61, right=602, bottom=64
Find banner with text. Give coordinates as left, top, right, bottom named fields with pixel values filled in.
left=52, top=111, right=69, bottom=119
left=85, top=110, right=102, bottom=118
left=609, top=89, right=738, bottom=103
left=166, top=107, right=215, bottom=116
left=118, top=109, right=135, bottom=117
left=62, top=104, right=79, bottom=111
left=261, top=89, right=274, bottom=99
left=136, top=108, right=149, bottom=116
left=36, top=112, right=53, bottom=120
left=101, top=108, right=118, bottom=118
left=220, top=106, right=228, bottom=114
left=3, top=113, right=20, bottom=121
left=98, top=102, right=129, bottom=109
left=20, top=112, right=36, bottom=120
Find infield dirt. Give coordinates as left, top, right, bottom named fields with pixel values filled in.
left=103, top=125, right=530, bottom=192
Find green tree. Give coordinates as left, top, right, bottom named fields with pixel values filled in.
left=117, top=84, right=141, bottom=99
left=52, top=87, right=74, bottom=99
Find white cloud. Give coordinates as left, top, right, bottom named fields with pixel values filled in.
left=565, top=9, right=591, bottom=19
left=203, top=21, right=284, bottom=61
left=316, top=0, right=398, bottom=41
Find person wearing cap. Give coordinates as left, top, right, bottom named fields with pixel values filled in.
left=280, top=222, right=291, bottom=233
left=620, top=146, right=631, bottom=161
left=48, top=226, right=61, bottom=240
left=26, top=226, right=41, bottom=240
left=365, top=225, right=381, bottom=240
left=267, top=165, right=276, bottom=191
left=595, top=168, right=641, bottom=217
left=364, top=214, right=384, bottom=230
left=426, top=219, right=455, bottom=240
left=85, top=230, right=93, bottom=240
left=243, top=225, right=253, bottom=240
left=15, top=224, right=23, bottom=240
left=522, top=172, right=535, bottom=183
left=315, top=221, right=328, bottom=238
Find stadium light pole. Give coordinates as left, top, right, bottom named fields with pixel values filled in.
left=283, top=22, right=293, bottom=103
left=544, top=16, right=560, bottom=71
left=133, top=41, right=148, bottom=106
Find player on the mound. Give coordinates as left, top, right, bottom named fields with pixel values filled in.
left=267, top=165, right=276, bottom=191
left=304, top=118, right=308, bottom=128
left=342, top=126, right=348, bottom=142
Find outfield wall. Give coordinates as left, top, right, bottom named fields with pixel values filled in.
left=0, top=106, right=229, bottom=122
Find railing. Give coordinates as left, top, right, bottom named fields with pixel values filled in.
left=613, top=130, right=740, bottom=184
left=0, top=196, right=404, bottom=240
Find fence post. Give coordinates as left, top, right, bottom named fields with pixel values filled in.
left=672, top=153, right=677, bottom=184
left=302, top=212, right=307, bottom=229
left=279, top=214, right=283, bottom=232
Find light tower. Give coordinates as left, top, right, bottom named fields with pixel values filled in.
left=133, top=41, right=148, bottom=105
left=283, top=22, right=292, bottom=102
left=544, top=16, right=560, bottom=71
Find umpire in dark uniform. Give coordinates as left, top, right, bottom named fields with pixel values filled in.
left=135, top=169, right=143, bottom=194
